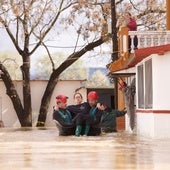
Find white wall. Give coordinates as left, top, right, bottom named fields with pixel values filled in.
left=152, top=51, right=170, bottom=110
left=0, top=80, right=86, bottom=127
left=136, top=51, right=170, bottom=138
left=136, top=113, right=154, bottom=138
left=154, top=114, right=170, bottom=138
left=137, top=112, right=170, bottom=139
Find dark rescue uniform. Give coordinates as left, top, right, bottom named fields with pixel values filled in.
left=53, top=109, right=75, bottom=136
left=67, top=103, right=102, bottom=136
left=100, top=110, right=126, bottom=133
left=53, top=104, right=126, bottom=136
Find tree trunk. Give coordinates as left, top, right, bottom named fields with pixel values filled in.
left=37, top=73, right=58, bottom=127
left=0, top=63, right=27, bottom=126
left=111, top=0, right=119, bottom=109
left=20, top=54, right=32, bottom=126
left=37, top=37, right=106, bottom=126
left=111, top=0, right=118, bottom=61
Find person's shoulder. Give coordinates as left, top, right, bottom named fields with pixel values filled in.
left=82, top=102, right=91, bottom=108
left=82, top=102, right=89, bottom=106
left=53, top=110, right=60, bottom=115
left=53, top=110, right=60, bottom=120
left=96, top=108, right=103, bottom=114
left=75, top=102, right=89, bottom=107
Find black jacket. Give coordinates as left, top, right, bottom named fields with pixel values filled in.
left=67, top=102, right=91, bottom=118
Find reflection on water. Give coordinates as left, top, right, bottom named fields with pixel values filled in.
left=0, top=128, right=169, bottom=170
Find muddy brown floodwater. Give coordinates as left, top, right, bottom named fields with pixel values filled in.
left=0, top=128, right=170, bottom=170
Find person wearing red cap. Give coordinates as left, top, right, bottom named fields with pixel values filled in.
left=53, top=94, right=95, bottom=136
left=87, top=91, right=99, bottom=107
left=67, top=91, right=103, bottom=137
left=87, top=91, right=127, bottom=133
left=53, top=94, right=75, bottom=136
left=68, top=91, right=127, bottom=135
left=56, top=91, right=126, bottom=136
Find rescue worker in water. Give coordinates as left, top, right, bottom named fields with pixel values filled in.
left=68, top=91, right=127, bottom=134
left=53, top=95, right=75, bottom=136
left=53, top=94, right=101, bottom=136
left=68, top=91, right=103, bottom=137
left=53, top=92, right=127, bottom=136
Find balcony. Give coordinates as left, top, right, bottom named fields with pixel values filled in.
left=108, top=27, right=170, bottom=73
left=129, top=30, right=170, bottom=52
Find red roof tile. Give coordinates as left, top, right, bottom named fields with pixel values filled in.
left=128, top=44, right=170, bottom=68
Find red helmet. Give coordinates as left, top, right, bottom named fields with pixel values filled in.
left=56, top=94, right=68, bottom=104
left=87, top=91, right=99, bottom=100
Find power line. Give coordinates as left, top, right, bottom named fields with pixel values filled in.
left=40, top=44, right=85, bottom=49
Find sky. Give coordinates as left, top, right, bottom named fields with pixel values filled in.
left=0, top=0, right=115, bottom=75
left=0, top=24, right=112, bottom=72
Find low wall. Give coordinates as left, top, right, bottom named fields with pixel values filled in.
left=0, top=80, right=86, bottom=127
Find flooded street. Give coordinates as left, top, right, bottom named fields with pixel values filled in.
left=0, top=128, right=170, bottom=170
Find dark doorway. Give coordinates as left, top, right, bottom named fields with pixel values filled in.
left=87, top=88, right=125, bottom=130
left=87, top=88, right=115, bottom=109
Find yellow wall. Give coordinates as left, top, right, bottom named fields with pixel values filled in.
left=117, top=80, right=125, bottom=130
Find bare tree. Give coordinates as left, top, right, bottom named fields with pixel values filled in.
left=0, top=0, right=166, bottom=127
left=117, top=0, right=166, bottom=30
left=0, top=0, right=110, bottom=126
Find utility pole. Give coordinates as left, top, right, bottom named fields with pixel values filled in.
left=110, top=0, right=118, bottom=109
left=167, top=0, right=170, bottom=30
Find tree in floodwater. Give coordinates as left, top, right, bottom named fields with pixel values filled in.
left=0, top=0, right=111, bottom=127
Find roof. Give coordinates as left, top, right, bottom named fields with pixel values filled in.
left=128, top=44, right=170, bottom=68
left=108, top=44, right=170, bottom=73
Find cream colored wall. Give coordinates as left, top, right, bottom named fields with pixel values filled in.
left=0, top=80, right=85, bottom=127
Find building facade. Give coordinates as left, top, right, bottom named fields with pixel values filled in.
left=108, top=26, right=170, bottom=138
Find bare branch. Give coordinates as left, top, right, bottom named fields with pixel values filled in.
left=53, top=36, right=107, bottom=76
left=41, top=42, right=55, bottom=71
left=129, top=0, right=141, bottom=11
left=30, top=0, right=77, bottom=55
left=0, top=17, right=22, bottom=54
left=28, top=0, right=50, bottom=36
left=116, top=0, right=124, bottom=5
left=1, top=58, right=17, bottom=64
left=73, top=25, right=82, bottom=53
left=16, top=17, right=19, bottom=45
left=22, top=1, right=30, bottom=52
left=137, top=8, right=165, bottom=18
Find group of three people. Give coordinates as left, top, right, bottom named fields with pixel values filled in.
left=53, top=91, right=127, bottom=137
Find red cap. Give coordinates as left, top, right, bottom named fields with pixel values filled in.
left=87, top=91, right=99, bottom=100
left=56, top=95, right=68, bottom=104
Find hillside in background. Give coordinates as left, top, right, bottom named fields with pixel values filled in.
left=0, top=51, right=113, bottom=87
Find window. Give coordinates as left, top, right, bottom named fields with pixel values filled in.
left=145, top=59, right=153, bottom=109
left=137, top=59, right=153, bottom=109
left=137, top=65, right=144, bottom=108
